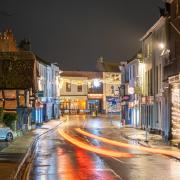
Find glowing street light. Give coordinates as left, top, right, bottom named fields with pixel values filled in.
left=93, top=79, right=101, bottom=88
left=159, top=42, right=165, bottom=50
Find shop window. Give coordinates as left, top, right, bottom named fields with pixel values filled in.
left=66, top=82, right=71, bottom=92
left=77, top=85, right=82, bottom=92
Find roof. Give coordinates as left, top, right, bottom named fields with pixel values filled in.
left=0, top=51, right=37, bottom=90
left=61, top=71, right=103, bottom=79
left=140, top=16, right=166, bottom=41
left=96, top=60, right=120, bottom=72
left=35, top=55, right=51, bottom=65
left=0, top=51, right=35, bottom=60
left=127, top=50, right=142, bottom=63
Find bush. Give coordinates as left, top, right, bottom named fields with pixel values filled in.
left=0, top=108, right=3, bottom=123
left=3, top=112, right=17, bottom=130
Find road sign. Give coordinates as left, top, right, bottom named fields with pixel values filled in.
left=134, top=86, right=141, bottom=94
left=37, top=91, right=44, bottom=97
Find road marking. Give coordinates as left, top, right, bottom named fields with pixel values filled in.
left=111, top=157, right=126, bottom=164
left=107, top=168, right=123, bottom=179
left=89, top=168, right=122, bottom=179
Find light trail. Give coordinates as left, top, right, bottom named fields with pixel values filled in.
left=58, top=129, right=133, bottom=158
left=75, top=128, right=180, bottom=157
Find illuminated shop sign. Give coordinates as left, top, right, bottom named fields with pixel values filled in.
left=122, top=95, right=130, bottom=101
left=169, top=74, right=180, bottom=84
left=128, top=87, right=134, bottom=94
left=171, top=85, right=180, bottom=139
left=88, top=94, right=103, bottom=99
left=141, top=96, right=154, bottom=105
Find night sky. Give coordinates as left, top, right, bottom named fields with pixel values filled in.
left=1, top=0, right=164, bottom=70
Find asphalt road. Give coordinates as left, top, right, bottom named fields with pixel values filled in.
left=29, top=115, right=180, bottom=180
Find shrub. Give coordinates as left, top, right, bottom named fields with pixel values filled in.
left=3, top=112, right=17, bottom=129
left=0, top=108, right=3, bottom=123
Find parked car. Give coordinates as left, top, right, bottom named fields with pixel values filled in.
left=0, top=127, right=13, bottom=142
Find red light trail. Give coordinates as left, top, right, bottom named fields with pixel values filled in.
left=58, top=129, right=133, bottom=158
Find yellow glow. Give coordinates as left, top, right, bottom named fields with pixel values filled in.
left=75, top=128, right=180, bottom=157
left=58, top=129, right=133, bottom=158
left=159, top=42, right=165, bottom=49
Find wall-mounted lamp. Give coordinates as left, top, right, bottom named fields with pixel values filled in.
left=159, top=42, right=165, bottom=50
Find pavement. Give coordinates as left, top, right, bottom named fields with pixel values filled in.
left=89, top=114, right=180, bottom=159
left=0, top=119, right=62, bottom=180
left=104, top=116, right=180, bottom=160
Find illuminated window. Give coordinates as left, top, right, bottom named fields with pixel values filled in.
left=66, top=82, right=71, bottom=92
left=77, top=85, right=82, bottom=92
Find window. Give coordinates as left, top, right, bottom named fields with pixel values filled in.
left=77, top=85, right=82, bottom=92
left=133, top=65, right=135, bottom=78
left=129, top=67, right=131, bottom=80
left=159, top=64, right=162, bottom=90
left=66, top=82, right=71, bottom=92
left=156, top=66, right=158, bottom=94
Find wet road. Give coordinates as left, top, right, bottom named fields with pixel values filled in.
left=29, top=115, right=180, bottom=180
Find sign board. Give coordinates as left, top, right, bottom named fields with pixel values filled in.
left=147, top=96, right=154, bottom=105
left=128, top=87, right=134, bottom=94
left=141, top=96, right=147, bottom=104
left=88, top=94, right=103, bottom=99
left=141, top=96, right=154, bottom=105
left=122, top=95, right=130, bottom=101
left=134, top=86, right=141, bottom=94
left=37, top=91, right=44, bottom=97
left=169, top=73, right=180, bottom=84
left=29, top=96, right=36, bottom=101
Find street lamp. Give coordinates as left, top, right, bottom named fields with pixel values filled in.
left=93, top=79, right=101, bottom=88
left=159, top=42, right=165, bottom=50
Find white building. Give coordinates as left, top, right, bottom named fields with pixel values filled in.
left=126, top=53, right=143, bottom=127
left=36, top=57, right=60, bottom=121
left=103, top=72, right=121, bottom=114
left=60, top=73, right=88, bottom=114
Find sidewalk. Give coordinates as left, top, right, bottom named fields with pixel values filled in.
left=0, top=119, right=62, bottom=180
left=110, top=120, right=180, bottom=159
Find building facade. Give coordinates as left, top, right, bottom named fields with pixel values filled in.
left=60, top=75, right=88, bottom=114
left=163, top=0, right=180, bottom=144
left=60, top=70, right=121, bottom=115
left=126, top=54, right=143, bottom=127
left=103, top=72, right=121, bottom=114
left=60, top=71, right=103, bottom=114
left=35, top=58, right=60, bottom=122
left=0, top=30, right=61, bottom=132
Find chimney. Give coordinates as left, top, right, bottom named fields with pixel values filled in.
left=19, top=39, right=31, bottom=51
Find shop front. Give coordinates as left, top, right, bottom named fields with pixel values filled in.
left=128, top=99, right=140, bottom=127
left=141, top=96, right=154, bottom=129
left=169, top=73, right=180, bottom=144
left=106, top=96, right=120, bottom=114
left=169, top=74, right=180, bottom=143
left=60, top=96, right=87, bottom=114
left=171, top=84, right=180, bottom=140
left=88, top=94, right=103, bottom=113
left=120, top=95, right=130, bottom=125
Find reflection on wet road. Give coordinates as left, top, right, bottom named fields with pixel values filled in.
left=30, top=115, right=180, bottom=180
left=59, top=129, right=133, bottom=158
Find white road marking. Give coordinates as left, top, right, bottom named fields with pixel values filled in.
left=111, top=157, right=126, bottom=164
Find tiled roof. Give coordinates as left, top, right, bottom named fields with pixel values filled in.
left=0, top=51, right=37, bottom=90
left=61, top=71, right=103, bottom=79
left=96, top=60, right=120, bottom=72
